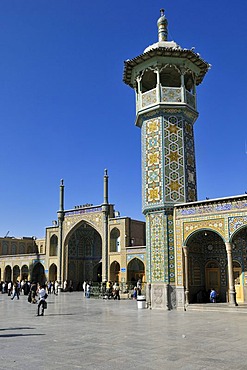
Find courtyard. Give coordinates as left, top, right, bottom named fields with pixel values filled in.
left=0, top=292, right=247, bottom=369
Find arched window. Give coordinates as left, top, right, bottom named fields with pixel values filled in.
left=160, top=65, right=180, bottom=87
left=27, top=244, right=33, bottom=254
left=110, top=228, right=120, bottom=252
left=141, top=69, right=157, bottom=92
left=50, top=235, right=58, bottom=256
left=2, top=241, right=9, bottom=255
left=11, top=243, right=17, bottom=255
left=19, top=243, right=25, bottom=254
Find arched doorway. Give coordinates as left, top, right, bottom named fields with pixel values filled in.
left=110, top=261, right=120, bottom=282
left=4, top=265, right=11, bottom=282
left=67, top=222, right=102, bottom=287
left=31, top=262, right=45, bottom=284
left=186, top=230, right=227, bottom=303
left=13, top=265, right=20, bottom=282
left=205, top=261, right=220, bottom=295
left=21, top=265, right=29, bottom=281
left=93, top=262, right=102, bottom=282
left=49, top=263, right=57, bottom=282
left=127, top=258, right=145, bottom=285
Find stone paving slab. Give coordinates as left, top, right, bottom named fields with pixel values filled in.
left=0, top=292, right=247, bottom=369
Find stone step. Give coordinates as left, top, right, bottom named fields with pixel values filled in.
left=186, top=303, right=247, bottom=313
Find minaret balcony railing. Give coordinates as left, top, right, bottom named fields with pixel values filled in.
left=137, top=86, right=196, bottom=112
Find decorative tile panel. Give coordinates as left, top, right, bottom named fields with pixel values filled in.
left=127, top=254, right=145, bottom=262
left=162, top=87, right=182, bottom=103
left=150, top=212, right=166, bottom=282
left=229, top=216, right=247, bottom=237
left=183, top=219, right=225, bottom=241
left=142, top=88, right=157, bottom=108
left=143, top=117, right=163, bottom=207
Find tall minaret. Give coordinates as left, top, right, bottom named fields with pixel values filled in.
left=102, top=169, right=109, bottom=282
left=57, top=179, right=65, bottom=289
left=123, top=9, right=209, bottom=309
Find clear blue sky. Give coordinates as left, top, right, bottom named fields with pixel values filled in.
left=0, top=1, right=246, bottom=238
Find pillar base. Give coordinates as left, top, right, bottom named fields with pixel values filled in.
left=149, top=283, right=177, bottom=310
left=229, top=290, right=238, bottom=307
left=176, top=286, right=186, bottom=311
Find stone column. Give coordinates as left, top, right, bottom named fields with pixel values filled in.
left=57, top=179, right=64, bottom=291
left=155, top=67, right=161, bottom=103
left=180, top=71, right=185, bottom=103
left=183, top=245, right=189, bottom=305
left=136, top=76, right=142, bottom=113
left=225, top=242, right=237, bottom=306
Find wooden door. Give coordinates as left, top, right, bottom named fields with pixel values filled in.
left=233, top=267, right=243, bottom=303
left=206, top=268, right=220, bottom=294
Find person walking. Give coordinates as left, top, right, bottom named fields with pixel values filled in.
left=30, top=282, right=37, bottom=303
left=7, top=281, right=12, bottom=296
left=11, top=282, right=20, bottom=300
left=113, top=282, right=120, bottom=300
left=37, top=285, right=48, bottom=316
left=86, top=282, right=91, bottom=298
left=54, top=281, right=59, bottom=295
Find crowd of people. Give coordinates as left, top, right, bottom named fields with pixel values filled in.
left=0, top=278, right=144, bottom=310
left=0, top=279, right=60, bottom=298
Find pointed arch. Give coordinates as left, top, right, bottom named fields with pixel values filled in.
left=50, top=234, right=58, bottom=256
left=110, top=261, right=120, bottom=282
left=49, top=263, right=57, bottom=282
left=110, top=228, right=121, bottom=252
left=31, top=262, right=45, bottom=285
left=127, top=257, right=145, bottom=285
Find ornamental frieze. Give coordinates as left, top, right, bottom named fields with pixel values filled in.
left=183, top=218, right=225, bottom=241
left=177, top=199, right=247, bottom=217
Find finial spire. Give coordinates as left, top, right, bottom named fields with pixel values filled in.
left=157, top=8, right=168, bottom=42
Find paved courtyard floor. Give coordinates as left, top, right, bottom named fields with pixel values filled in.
left=0, top=292, right=247, bottom=369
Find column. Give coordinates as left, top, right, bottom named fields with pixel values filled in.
left=183, top=245, right=189, bottom=305
left=225, top=242, right=237, bottom=306
left=155, top=67, right=161, bottom=103
left=136, top=76, right=142, bottom=113
left=180, top=72, right=185, bottom=103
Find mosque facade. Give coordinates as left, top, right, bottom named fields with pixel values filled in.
left=1, top=10, right=247, bottom=310
left=0, top=173, right=146, bottom=291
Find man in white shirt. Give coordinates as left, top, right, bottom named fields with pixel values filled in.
left=37, top=285, right=47, bottom=316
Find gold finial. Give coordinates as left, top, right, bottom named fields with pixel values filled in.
left=157, top=8, right=168, bottom=41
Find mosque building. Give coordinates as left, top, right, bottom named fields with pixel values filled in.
left=1, top=10, right=247, bottom=310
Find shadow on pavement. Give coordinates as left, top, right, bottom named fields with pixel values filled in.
left=0, top=327, right=35, bottom=331
left=0, top=333, right=45, bottom=338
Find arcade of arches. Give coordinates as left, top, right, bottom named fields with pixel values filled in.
left=174, top=196, right=247, bottom=309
